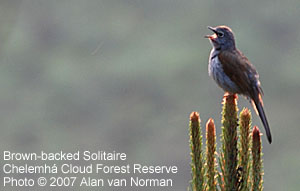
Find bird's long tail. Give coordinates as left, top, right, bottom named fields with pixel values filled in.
left=253, top=97, right=272, bottom=143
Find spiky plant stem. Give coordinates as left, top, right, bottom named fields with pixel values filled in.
left=252, top=126, right=263, bottom=191
left=221, top=93, right=239, bottom=191
left=189, top=112, right=204, bottom=191
left=239, top=108, right=251, bottom=191
left=206, top=118, right=217, bottom=191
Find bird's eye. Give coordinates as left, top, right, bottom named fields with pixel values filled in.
left=217, top=32, right=224, bottom=37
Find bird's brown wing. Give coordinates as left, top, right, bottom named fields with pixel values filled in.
left=218, top=49, right=271, bottom=143
left=218, top=49, right=258, bottom=96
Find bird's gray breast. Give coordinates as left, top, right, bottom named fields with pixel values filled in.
left=208, top=49, right=240, bottom=93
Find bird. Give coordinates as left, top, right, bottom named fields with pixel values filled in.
left=205, top=25, right=272, bottom=143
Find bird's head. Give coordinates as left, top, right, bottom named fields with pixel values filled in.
left=205, top=25, right=236, bottom=51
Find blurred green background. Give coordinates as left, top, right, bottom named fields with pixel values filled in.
left=0, top=0, right=300, bottom=190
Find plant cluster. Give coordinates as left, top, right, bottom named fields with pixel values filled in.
left=189, top=94, right=263, bottom=191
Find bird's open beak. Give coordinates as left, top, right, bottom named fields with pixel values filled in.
left=207, top=26, right=218, bottom=33
left=204, top=26, right=218, bottom=39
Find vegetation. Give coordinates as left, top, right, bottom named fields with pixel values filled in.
left=189, top=94, right=263, bottom=191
